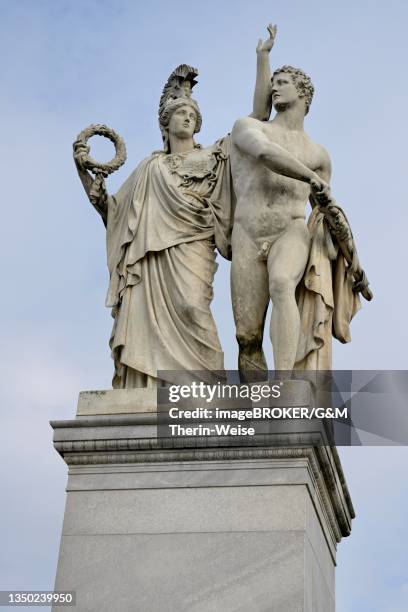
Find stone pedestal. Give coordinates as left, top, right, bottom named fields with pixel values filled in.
left=51, top=388, right=354, bottom=612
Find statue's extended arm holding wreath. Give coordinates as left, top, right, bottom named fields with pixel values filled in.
left=73, top=124, right=127, bottom=226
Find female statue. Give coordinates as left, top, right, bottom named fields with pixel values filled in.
left=74, top=32, right=274, bottom=388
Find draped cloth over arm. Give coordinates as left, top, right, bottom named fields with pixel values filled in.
left=104, top=137, right=234, bottom=387
left=295, top=206, right=361, bottom=370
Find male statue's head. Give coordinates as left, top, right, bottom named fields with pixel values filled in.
left=271, top=66, right=314, bottom=116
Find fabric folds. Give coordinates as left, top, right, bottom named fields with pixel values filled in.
left=295, top=206, right=361, bottom=369
left=103, top=138, right=234, bottom=387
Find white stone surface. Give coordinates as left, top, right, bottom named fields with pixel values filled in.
left=52, top=386, right=353, bottom=611
left=54, top=532, right=306, bottom=612
left=52, top=454, right=343, bottom=611
left=77, top=388, right=157, bottom=415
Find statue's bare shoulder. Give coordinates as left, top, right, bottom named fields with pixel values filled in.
left=312, top=142, right=332, bottom=181
left=232, top=116, right=330, bottom=177
left=231, top=116, right=272, bottom=147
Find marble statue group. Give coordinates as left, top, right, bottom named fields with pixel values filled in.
left=73, top=25, right=371, bottom=387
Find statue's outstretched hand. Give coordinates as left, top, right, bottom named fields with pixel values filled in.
left=256, top=24, right=277, bottom=54
left=73, top=139, right=90, bottom=172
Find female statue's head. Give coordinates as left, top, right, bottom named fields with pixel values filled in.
left=158, top=64, right=202, bottom=153
left=159, top=97, right=202, bottom=152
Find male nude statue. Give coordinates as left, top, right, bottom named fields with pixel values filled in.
left=231, top=26, right=332, bottom=377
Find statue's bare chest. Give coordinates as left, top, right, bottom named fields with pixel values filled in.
left=262, top=125, right=319, bottom=170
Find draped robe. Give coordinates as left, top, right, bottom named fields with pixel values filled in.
left=104, top=138, right=234, bottom=387
left=295, top=206, right=361, bottom=370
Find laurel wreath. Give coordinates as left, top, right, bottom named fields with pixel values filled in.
left=74, top=124, right=127, bottom=176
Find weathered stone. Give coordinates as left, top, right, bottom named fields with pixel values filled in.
left=77, top=388, right=157, bottom=416
left=51, top=389, right=354, bottom=612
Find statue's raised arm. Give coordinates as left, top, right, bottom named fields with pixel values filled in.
left=251, top=24, right=277, bottom=121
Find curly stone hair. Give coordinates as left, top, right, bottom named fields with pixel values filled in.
left=272, top=65, right=314, bottom=115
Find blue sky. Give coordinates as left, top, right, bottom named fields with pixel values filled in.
left=1, top=1, right=407, bottom=610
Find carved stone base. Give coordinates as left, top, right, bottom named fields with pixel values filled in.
left=51, top=390, right=354, bottom=612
